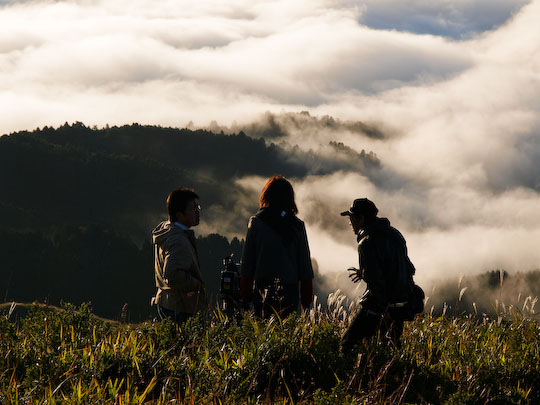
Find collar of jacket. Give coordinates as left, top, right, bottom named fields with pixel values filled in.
left=357, top=217, right=391, bottom=242
left=255, top=207, right=301, bottom=243
left=173, top=221, right=190, bottom=230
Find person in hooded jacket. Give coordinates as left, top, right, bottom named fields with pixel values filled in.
left=340, top=198, right=417, bottom=350
left=152, top=188, right=208, bottom=324
left=240, top=176, right=314, bottom=318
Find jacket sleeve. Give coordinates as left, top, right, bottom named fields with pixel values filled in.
left=359, top=238, right=387, bottom=311
left=240, top=217, right=257, bottom=279
left=163, top=233, right=203, bottom=292
left=240, top=275, right=254, bottom=302
left=298, top=222, right=314, bottom=280
left=406, top=251, right=416, bottom=277
left=300, top=279, right=313, bottom=309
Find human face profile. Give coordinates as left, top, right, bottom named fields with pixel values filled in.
left=176, top=199, right=200, bottom=228
left=348, top=214, right=364, bottom=234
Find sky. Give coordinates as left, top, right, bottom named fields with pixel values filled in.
left=2, top=0, right=540, bottom=291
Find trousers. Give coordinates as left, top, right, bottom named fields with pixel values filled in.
left=252, top=280, right=299, bottom=319
left=157, top=304, right=192, bottom=324
left=342, top=307, right=405, bottom=350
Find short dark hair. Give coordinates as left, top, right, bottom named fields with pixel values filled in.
left=167, top=188, right=199, bottom=221
left=259, top=175, right=298, bottom=214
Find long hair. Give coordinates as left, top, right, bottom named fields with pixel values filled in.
left=259, top=175, right=298, bottom=214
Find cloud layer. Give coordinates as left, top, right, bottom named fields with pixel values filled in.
left=1, top=0, right=527, bottom=133
left=2, top=0, right=540, bottom=292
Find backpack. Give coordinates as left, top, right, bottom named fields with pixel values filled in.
left=404, top=284, right=425, bottom=321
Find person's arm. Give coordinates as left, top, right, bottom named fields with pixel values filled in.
left=405, top=248, right=416, bottom=277
left=240, top=217, right=257, bottom=302
left=240, top=275, right=254, bottom=303
left=300, top=279, right=313, bottom=310
left=359, top=240, right=387, bottom=311
left=164, top=233, right=203, bottom=292
left=298, top=222, right=314, bottom=309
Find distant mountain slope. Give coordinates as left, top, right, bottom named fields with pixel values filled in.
left=30, top=122, right=309, bottom=179
left=0, top=122, right=380, bottom=320
left=1, top=122, right=380, bottom=239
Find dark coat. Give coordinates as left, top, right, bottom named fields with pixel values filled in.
left=241, top=208, right=314, bottom=286
left=357, top=217, right=415, bottom=312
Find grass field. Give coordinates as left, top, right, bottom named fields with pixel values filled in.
left=1, top=294, right=539, bottom=404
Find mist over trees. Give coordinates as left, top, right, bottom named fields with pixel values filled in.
left=2, top=121, right=536, bottom=321
left=211, top=111, right=385, bottom=141
left=0, top=121, right=379, bottom=320
left=1, top=121, right=381, bottom=238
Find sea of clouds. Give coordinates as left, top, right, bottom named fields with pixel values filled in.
left=2, top=0, right=540, bottom=292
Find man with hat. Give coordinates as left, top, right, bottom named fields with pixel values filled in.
left=340, top=198, right=417, bottom=350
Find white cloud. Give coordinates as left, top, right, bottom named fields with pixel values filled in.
left=0, top=0, right=511, bottom=132
left=2, top=0, right=540, bottom=292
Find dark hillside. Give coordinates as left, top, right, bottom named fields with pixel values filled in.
left=31, top=123, right=309, bottom=179
left=0, top=122, right=379, bottom=320
left=1, top=123, right=380, bottom=239
left=0, top=226, right=243, bottom=321
left=0, top=132, right=186, bottom=238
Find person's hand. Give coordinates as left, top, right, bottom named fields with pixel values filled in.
left=348, top=267, right=362, bottom=283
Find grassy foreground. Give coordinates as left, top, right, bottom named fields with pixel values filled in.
left=1, top=297, right=540, bottom=404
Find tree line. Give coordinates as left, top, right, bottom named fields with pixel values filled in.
left=0, top=225, right=244, bottom=321
left=2, top=122, right=377, bottom=320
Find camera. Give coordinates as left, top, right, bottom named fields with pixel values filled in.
left=219, top=255, right=241, bottom=318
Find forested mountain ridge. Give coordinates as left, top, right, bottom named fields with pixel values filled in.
left=1, top=122, right=379, bottom=239
left=1, top=122, right=379, bottom=321
left=1, top=122, right=539, bottom=322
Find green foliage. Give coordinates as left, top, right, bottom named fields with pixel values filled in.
left=1, top=301, right=540, bottom=403
left=426, top=269, right=540, bottom=317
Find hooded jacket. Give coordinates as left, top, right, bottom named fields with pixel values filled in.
left=357, top=217, right=415, bottom=312
left=152, top=221, right=208, bottom=314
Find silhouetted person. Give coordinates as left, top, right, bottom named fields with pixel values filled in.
left=341, top=198, right=417, bottom=350
left=240, top=176, right=314, bottom=318
left=152, top=188, right=208, bottom=324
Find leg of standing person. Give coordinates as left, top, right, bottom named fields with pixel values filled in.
left=341, top=308, right=382, bottom=352
left=157, top=305, right=191, bottom=324
left=278, top=283, right=300, bottom=318
left=252, top=283, right=265, bottom=318
left=387, top=308, right=405, bottom=348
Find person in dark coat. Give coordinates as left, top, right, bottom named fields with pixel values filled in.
left=340, top=198, right=417, bottom=350
left=240, top=175, right=314, bottom=318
